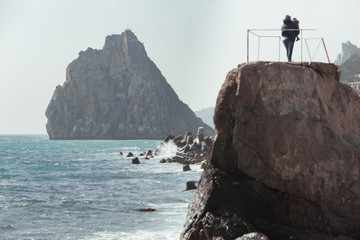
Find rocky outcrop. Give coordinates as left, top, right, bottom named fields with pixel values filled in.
left=335, top=41, right=360, bottom=65
left=338, top=53, right=360, bottom=83
left=46, top=30, right=213, bottom=139
left=181, top=62, right=360, bottom=240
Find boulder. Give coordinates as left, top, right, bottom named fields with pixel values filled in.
left=204, top=136, right=213, bottom=147
left=185, top=181, right=198, bottom=191
left=184, top=131, right=193, bottom=142
left=183, top=165, right=191, bottom=172
left=176, top=140, right=187, bottom=148
left=180, top=145, right=190, bottom=153
left=181, top=62, right=360, bottom=240
left=173, top=135, right=183, bottom=144
left=145, top=149, right=153, bottom=157
left=164, top=134, right=175, bottom=142
left=172, top=156, right=186, bottom=164
left=131, top=157, right=140, bottom=164
left=186, top=136, right=194, bottom=145
left=197, top=127, right=205, bottom=142
left=189, top=142, right=200, bottom=152
left=160, top=158, right=166, bottom=163
left=126, top=152, right=133, bottom=157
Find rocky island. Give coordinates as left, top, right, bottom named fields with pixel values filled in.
left=181, top=62, right=360, bottom=240
left=45, top=30, right=213, bottom=139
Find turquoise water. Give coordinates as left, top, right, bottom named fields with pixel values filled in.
left=0, top=135, right=201, bottom=240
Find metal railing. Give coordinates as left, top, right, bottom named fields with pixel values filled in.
left=247, top=29, right=331, bottom=63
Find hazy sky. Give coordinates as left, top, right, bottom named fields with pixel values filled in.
left=1, top=0, right=359, bottom=134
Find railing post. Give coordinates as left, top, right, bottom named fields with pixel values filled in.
left=247, top=30, right=249, bottom=63
left=278, top=37, right=281, bottom=62
left=301, top=29, right=303, bottom=63
left=322, top=38, right=331, bottom=63
left=258, top=37, right=260, bottom=61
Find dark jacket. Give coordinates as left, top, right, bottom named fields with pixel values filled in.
left=281, top=18, right=299, bottom=41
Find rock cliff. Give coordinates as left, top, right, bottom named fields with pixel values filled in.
left=46, top=30, right=213, bottom=139
left=181, top=62, right=360, bottom=240
left=338, top=53, right=360, bottom=83
left=335, top=41, right=360, bottom=66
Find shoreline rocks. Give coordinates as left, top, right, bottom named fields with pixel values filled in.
left=160, top=127, right=214, bottom=166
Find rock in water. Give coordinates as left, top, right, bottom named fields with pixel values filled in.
left=45, top=30, right=213, bottom=139
left=181, top=62, right=360, bottom=240
left=131, top=157, right=140, bottom=164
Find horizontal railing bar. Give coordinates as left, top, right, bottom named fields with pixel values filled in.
left=249, top=29, right=316, bottom=31
left=257, top=36, right=282, bottom=38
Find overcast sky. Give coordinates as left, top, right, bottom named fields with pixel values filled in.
left=1, top=0, right=359, bottom=134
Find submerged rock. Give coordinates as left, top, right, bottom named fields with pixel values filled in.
left=181, top=62, right=360, bottom=240
left=135, top=208, right=156, bottom=212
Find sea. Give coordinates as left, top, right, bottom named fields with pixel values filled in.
left=0, top=135, right=202, bottom=240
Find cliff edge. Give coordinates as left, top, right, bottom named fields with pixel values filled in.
left=181, top=62, right=360, bottom=240
left=45, top=30, right=213, bottom=139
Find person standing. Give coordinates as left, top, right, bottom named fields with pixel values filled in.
left=281, top=15, right=300, bottom=62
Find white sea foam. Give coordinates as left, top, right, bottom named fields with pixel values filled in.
left=156, top=140, right=179, bottom=158
left=85, top=229, right=181, bottom=240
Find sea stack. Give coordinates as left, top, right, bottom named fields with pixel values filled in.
left=45, top=30, right=213, bottom=139
left=181, top=62, right=360, bottom=240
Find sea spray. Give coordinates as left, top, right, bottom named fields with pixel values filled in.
left=156, top=140, right=179, bottom=158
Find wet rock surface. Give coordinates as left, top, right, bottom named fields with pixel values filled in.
left=181, top=62, right=360, bottom=240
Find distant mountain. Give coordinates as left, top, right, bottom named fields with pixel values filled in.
left=45, top=30, right=213, bottom=139
left=339, top=53, right=360, bottom=83
left=195, top=107, right=215, bottom=129
left=335, top=41, right=360, bottom=83
left=335, top=41, right=360, bottom=65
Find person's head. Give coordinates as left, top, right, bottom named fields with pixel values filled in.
left=292, top=18, right=299, bottom=25
left=285, top=14, right=291, bottom=19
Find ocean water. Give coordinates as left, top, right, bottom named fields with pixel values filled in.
left=0, top=135, right=202, bottom=240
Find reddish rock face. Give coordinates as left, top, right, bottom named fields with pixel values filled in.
left=182, top=62, right=360, bottom=240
